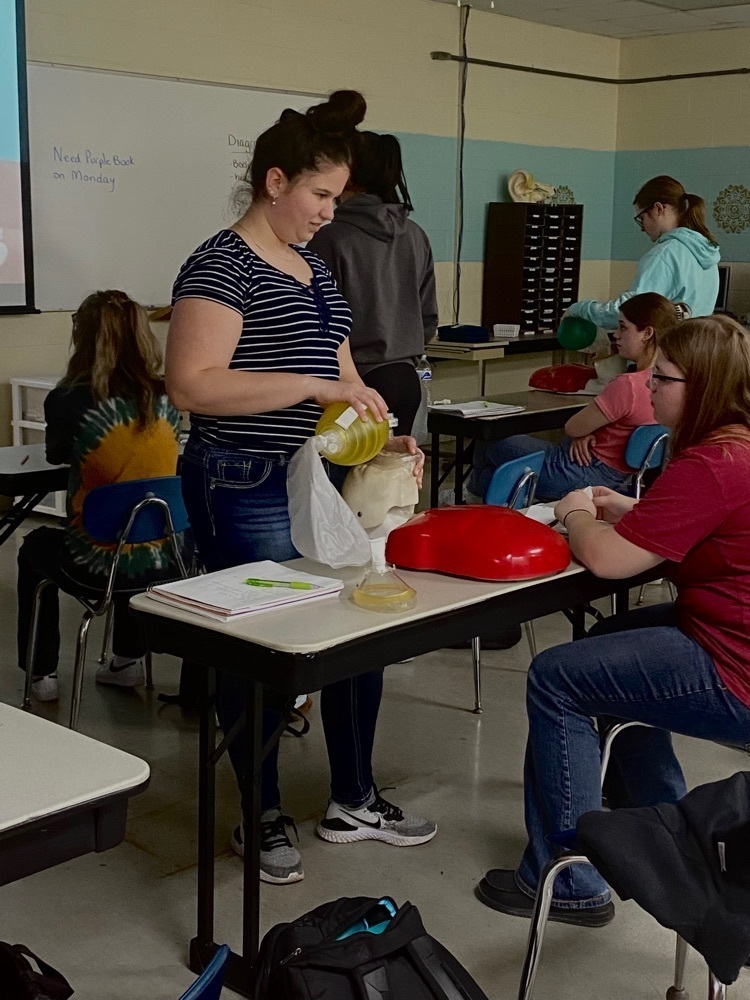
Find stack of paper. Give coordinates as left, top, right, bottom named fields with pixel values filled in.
left=429, top=400, right=525, bottom=418
left=148, top=560, right=344, bottom=622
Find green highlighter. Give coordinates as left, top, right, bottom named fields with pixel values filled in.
left=244, top=577, right=317, bottom=590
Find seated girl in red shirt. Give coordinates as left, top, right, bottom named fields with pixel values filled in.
left=476, top=314, right=750, bottom=926
left=465, top=293, right=680, bottom=501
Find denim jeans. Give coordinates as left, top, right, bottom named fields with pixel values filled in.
left=180, top=434, right=383, bottom=813
left=469, top=434, right=629, bottom=501
left=517, top=603, right=750, bottom=908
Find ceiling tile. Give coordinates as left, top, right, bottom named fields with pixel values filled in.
left=691, top=4, right=750, bottom=20
left=649, top=0, right=750, bottom=7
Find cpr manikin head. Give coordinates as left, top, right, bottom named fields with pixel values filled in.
left=342, top=452, right=419, bottom=534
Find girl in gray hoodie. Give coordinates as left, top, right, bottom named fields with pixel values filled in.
left=309, top=132, right=437, bottom=434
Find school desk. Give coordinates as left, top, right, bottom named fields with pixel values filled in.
left=130, top=556, right=657, bottom=996
left=0, top=702, right=149, bottom=885
left=426, top=332, right=561, bottom=396
left=428, top=389, right=588, bottom=506
left=0, top=444, right=69, bottom=546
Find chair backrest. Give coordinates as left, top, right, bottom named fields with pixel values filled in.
left=624, top=424, right=670, bottom=499
left=178, top=944, right=230, bottom=1000
left=485, top=451, right=546, bottom=509
left=81, top=476, right=189, bottom=544
left=624, top=424, right=670, bottom=475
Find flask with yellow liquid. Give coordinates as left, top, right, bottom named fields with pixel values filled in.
left=313, top=402, right=394, bottom=466
left=352, top=538, right=417, bottom=613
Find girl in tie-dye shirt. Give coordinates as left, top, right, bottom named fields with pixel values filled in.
left=17, top=290, right=183, bottom=702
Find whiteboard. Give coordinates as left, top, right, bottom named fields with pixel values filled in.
left=27, top=65, right=315, bottom=311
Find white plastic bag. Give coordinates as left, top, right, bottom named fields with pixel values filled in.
left=288, top=438, right=371, bottom=568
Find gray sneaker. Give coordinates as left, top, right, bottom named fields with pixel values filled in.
left=317, top=790, right=437, bottom=846
left=231, top=809, right=304, bottom=884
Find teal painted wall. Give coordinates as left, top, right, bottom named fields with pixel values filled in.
left=395, top=130, right=750, bottom=265
left=613, top=148, right=750, bottom=263
left=396, top=131, right=616, bottom=263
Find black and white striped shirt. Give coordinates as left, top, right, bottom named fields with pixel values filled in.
left=172, top=229, right=351, bottom=454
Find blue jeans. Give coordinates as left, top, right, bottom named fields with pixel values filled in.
left=470, top=434, right=629, bottom=501
left=180, top=434, right=383, bottom=813
left=518, top=603, right=750, bottom=907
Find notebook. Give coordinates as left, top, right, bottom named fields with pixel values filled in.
left=147, top=560, right=344, bottom=622
left=429, top=400, right=525, bottom=418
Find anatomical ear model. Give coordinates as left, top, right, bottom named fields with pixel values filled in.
left=508, top=170, right=556, bottom=204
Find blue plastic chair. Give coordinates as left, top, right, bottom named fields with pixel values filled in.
left=624, top=425, right=674, bottom=604
left=23, top=476, right=191, bottom=730
left=470, top=451, right=546, bottom=713
left=178, top=944, right=230, bottom=1000
left=625, top=424, right=670, bottom=499
left=484, top=450, right=546, bottom=508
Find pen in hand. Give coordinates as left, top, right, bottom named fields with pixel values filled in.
left=244, top=577, right=319, bottom=590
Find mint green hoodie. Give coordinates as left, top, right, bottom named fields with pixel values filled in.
left=570, top=228, right=721, bottom=329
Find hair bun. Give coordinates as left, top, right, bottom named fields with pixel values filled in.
left=307, top=89, right=367, bottom=138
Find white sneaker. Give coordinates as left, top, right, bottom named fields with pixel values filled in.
left=317, top=789, right=437, bottom=846
left=95, top=657, right=146, bottom=688
left=31, top=673, right=59, bottom=702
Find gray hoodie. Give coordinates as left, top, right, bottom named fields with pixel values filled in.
left=308, top=193, right=438, bottom=373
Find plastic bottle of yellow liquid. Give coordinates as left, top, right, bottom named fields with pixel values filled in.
left=313, top=402, right=393, bottom=466
left=352, top=538, right=417, bottom=613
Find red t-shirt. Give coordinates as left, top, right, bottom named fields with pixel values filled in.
left=615, top=435, right=750, bottom=707
left=591, top=369, right=656, bottom=473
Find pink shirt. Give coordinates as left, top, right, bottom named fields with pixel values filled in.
left=615, top=436, right=750, bottom=708
left=591, top=370, right=656, bottom=473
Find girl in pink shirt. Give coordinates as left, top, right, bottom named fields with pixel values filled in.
left=467, top=294, right=679, bottom=501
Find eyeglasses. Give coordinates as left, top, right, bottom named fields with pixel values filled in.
left=649, top=371, right=687, bottom=387
left=633, top=204, right=654, bottom=230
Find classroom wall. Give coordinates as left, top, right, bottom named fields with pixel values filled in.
left=435, top=9, right=620, bottom=324
left=0, top=0, right=620, bottom=443
left=3, top=1, right=749, bottom=446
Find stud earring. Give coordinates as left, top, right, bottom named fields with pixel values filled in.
left=272, top=197, right=277, bottom=206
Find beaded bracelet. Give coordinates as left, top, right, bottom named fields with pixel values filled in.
left=562, top=509, right=592, bottom=529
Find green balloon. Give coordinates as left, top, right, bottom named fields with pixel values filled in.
left=557, top=316, right=597, bottom=351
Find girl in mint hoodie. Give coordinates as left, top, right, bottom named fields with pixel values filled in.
left=569, top=175, right=720, bottom=329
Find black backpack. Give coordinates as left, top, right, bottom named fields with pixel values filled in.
left=253, top=895, right=490, bottom=1000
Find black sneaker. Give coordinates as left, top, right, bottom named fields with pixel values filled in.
left=231, top=809, right=304, bottom=884
left=476, top=869, right=615, bottom=927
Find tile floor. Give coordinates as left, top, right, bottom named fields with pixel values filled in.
left=0, top=516, right=746, bottom=999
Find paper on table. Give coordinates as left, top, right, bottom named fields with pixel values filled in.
left=429, top=400, right=525, bottom=418
left=148, top=560, right=344, bottom=621
left=525, top=487, right=594, bottom=535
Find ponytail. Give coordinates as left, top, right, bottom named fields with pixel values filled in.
left=634, top=175, right=717, bottom=245
left=350, top=132, right=414, bottom=211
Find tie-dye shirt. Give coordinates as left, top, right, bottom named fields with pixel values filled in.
left=44, top=383, right=182, bottom=586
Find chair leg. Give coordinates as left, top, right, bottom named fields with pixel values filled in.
left=517, top=854, right=590, bottom=1000
left=707, top=970, right=726, bottom=1000
left=665, top=935, right=690, bottom=1000
left=69, top=610, right=95, bottom=730
left=524, top=622, right=537, bottom=659
left=22, top=579, right=55, bottom=710
left=145, top=651, right=154, bottom=690
left=98, top=602, right=114, bottom=664
left=471, top=637, right=482, bottom=714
